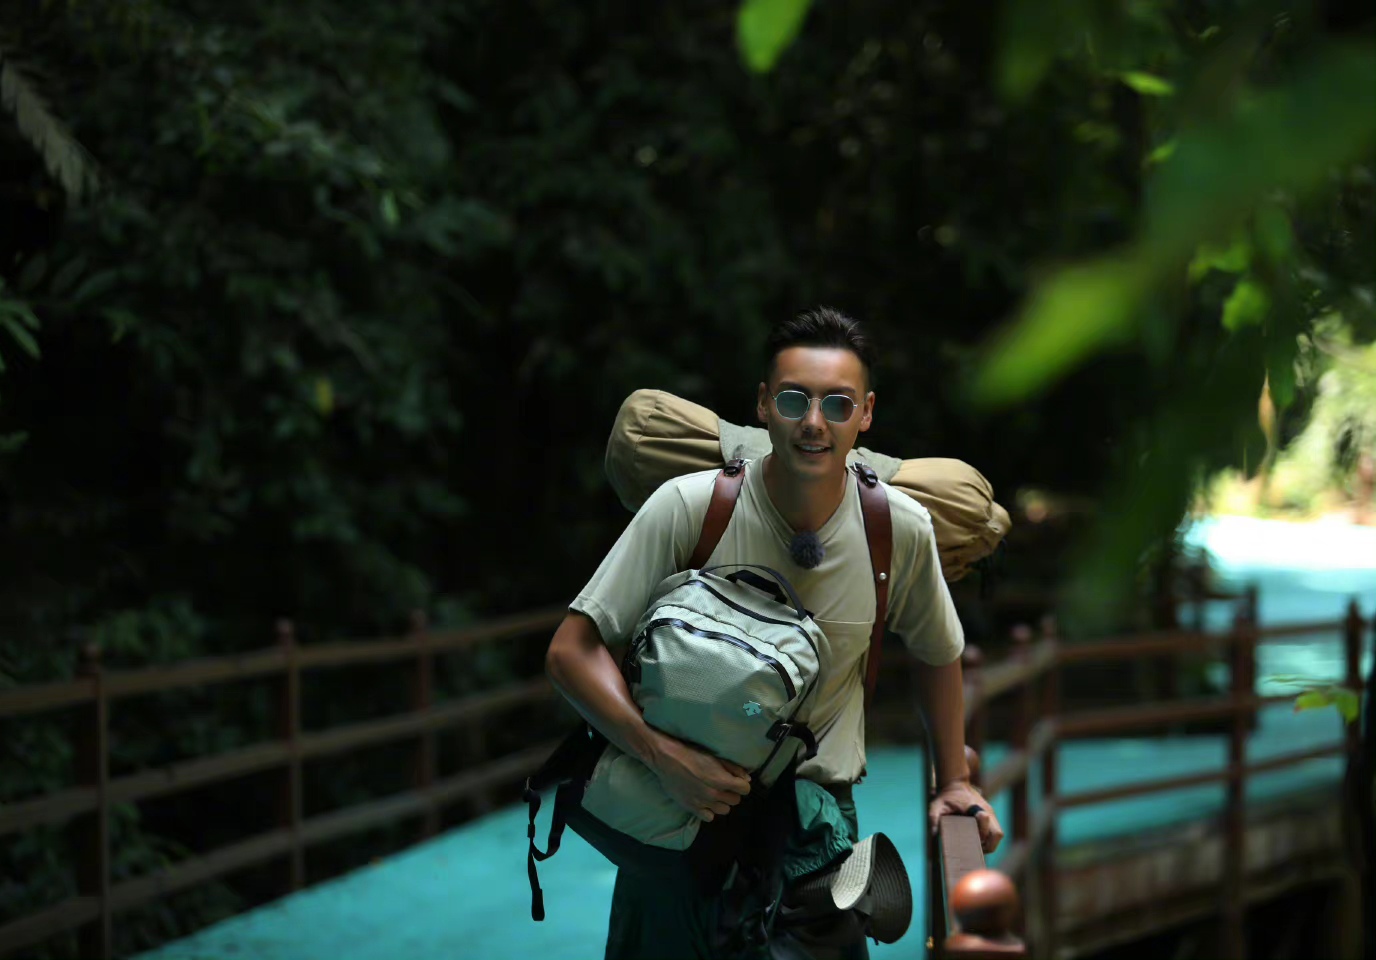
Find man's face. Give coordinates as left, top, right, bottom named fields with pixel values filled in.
left=756, top=346, right=874, bottom=481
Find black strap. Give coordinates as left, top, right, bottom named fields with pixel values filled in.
left=768, top=720, right=818, bottom=761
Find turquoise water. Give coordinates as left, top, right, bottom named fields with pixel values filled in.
left=136, top=516, right=1373, bottom=960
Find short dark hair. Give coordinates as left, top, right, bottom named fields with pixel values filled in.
left=765, top=307, right=875, bottom=386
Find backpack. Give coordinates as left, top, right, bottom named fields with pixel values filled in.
left=523, top=459, right=894, bottom=921
left=603, top=388, right=1011, bottom=583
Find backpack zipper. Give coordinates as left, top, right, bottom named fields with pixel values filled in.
left=630, top=617, right=796, bottom=700
left=675, top=579, right=821, bottom=669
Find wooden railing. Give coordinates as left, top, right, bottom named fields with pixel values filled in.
left=935, top=589, right=1371, bottom=959
left=0, top=607, right=567, bottom=960
left=1, top=589, right=1368, bottom=960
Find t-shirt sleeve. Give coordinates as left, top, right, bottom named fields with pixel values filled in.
left=887, top=499, right=965, bottom=665
left=569, top=476, right=703, bottom=646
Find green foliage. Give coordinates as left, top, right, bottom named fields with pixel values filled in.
left=738, top=0, right=814, bottom=73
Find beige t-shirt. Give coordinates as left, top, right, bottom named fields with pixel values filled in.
left=571, top=458, right=964, bottom=784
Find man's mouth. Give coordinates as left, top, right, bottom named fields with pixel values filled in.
left=795, top=442, right=830, bottom=458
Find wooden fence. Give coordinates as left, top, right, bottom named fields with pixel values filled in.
left=932, top=587, right=1370, bottom=959
left=0, top=588, right=1369, bottom=959
left=0, top=608, right=566, bottom=960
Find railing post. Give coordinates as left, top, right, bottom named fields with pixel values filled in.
left=1220, top=603, right=1251, bottom=959
left=1037, top=615, right=1060, bottom=960
left=411, top=610, right=439, bottom=840
left=72, top=642, right=111, bottom=960
left=962, top=645, right=986, bottom=792
left=1343, top=600, right=1362, bottom=763
left=1242, top=585, right=1259, bottom=731
left=1011, top=625, right=1033, bottom=875
left=277, top=619, right=304, bottom=892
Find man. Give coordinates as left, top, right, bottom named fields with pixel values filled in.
left=545, top=308, right=1003, bottom=958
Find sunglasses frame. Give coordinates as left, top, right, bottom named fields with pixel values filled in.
left=772, top=389, right=857, bottom=424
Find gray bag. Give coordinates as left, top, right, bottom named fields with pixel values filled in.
left=581, top=564, right=829, bottom=849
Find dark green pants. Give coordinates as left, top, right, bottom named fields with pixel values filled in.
left=604, top=784, right=866, bottom=960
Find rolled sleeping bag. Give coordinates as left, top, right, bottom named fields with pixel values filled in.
left=605, top=389, right=1011, bottom=583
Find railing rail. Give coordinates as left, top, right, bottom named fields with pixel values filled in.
left=1, top=588, right=1368, bottom=960
left=945, top=588, right=1370, bottom=959
left=0, top=609, right=566, bottom=960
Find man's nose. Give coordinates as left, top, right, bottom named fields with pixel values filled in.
left=801, top=400, right=828, bottom=431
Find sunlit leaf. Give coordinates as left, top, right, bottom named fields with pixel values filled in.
left=737, top=0, right=812, bottom=73
left=1221, top=278, right=1269, bottom=331
left=1294, top=686, right=1360, bottom=722
left=1188, top=237, right=1251, bottom=282
left=380, top=191, right=399, bottom=227
left=971, top=257, right=1148, bottom=405
left=1120, top=71, right=1175, bottom=96
left=1265, top=334, right=1298, bottom=410
left=1145, top=139, right=1177, bottom=166
left=313, top=377, right=335, bottom=416
left=1294, top=689, right=1331, bottom=712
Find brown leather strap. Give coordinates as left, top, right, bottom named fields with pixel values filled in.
left=853, top=463, right=893, bottom=711
left=687, top=459, right=746, bottom=569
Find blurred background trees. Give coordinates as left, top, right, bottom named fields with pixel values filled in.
left=1, top=0, right=1372, bottom=953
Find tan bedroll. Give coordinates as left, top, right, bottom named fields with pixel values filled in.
left=605, top=388, right=1012, bottom=583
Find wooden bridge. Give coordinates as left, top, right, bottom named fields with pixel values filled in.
left=0, top=587, right=1369, bottom=960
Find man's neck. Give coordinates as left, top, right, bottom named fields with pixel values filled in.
left=761, top=454, right=848, bottom=533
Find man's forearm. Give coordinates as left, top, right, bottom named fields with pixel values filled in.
left=544, top=611, right=666, bottom=769
left=914, top=657, right=971, bottom=787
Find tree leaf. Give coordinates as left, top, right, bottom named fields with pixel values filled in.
left=1188, top=237, right=1251, bottom=282
left=971, top=257, right=1149, bottom=405
left=1265, top=332, right=1298, bottom=410
left=1221, top=278, right=1269, bottom=331
left=1293, top=689, right=1332, bottom=713
left=737, top=0, right=812, bottom=73
left=1121, top=71, right=1175, bottom=96
left=0, top=48, right=102, bottom=202
left=380, top=191, right=399, bottom=228
left=313, top=377, right=335, bottom=416
left=1145, top=139, right=1177, bottom=166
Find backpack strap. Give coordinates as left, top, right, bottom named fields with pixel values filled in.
left=687, top=458, right=747, bottom=569
left=853, top=463, right=893, bottom=711
left=687, top=457, right=892, bottom=709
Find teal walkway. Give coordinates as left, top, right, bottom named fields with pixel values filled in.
left=137, top=517, right=1374, bottom=960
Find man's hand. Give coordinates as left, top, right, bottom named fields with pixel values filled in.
left=930, top=779, right=1005, bottom=854
left=648, top=732, right=752, bottom=822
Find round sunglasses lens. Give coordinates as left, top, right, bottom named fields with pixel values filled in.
left=821, top=396, right=855, bottom=422
left=775, top=391, right=810, bottom=419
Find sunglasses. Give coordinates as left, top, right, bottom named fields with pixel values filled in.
left=772, top=389, right=857, bottom=423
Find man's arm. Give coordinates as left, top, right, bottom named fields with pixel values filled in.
left=545, top=611, right=751, bottom=821
left=915, top=656, right=1005, bottom=853
left=914, top=657, right=971, bottom=787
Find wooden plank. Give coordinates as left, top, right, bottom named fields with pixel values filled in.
left=107, top=830, right=294, bottom=914
left=0, top=895, right=101, bottom=957
left=1255, top=618, right=1349, bottom=640
left=982, top=750, right=1029, bottom=801
left=296, top=635, right=422, bottom=670
left=111, top=740, right=293, bottom=806
left=939, top=815, right=987, bottom=932
left=0, top=678, right=94, bottom=719
left=0, top=785, right=97, bottom=837
left=1246, top=743, right=1344, bottom=776
left=105, top=648, right=287, bottom=700
left=299, top=793, right=427, bottom=846
left=297, top=678, right=554, bottom=761
left=429, top=740, right=562, bottom=807
left=1057, top=696, right=1239, bottom=738
left=427, top=607, right=567, bottom=654
left=1056, top=630, right=1214, bottom=665
left=1059, top=768, right=1230, bottom=809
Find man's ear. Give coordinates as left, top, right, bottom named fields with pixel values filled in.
left=756, top=383, right=769, bottom=424
left=858, top=391, right=875, bottom=432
